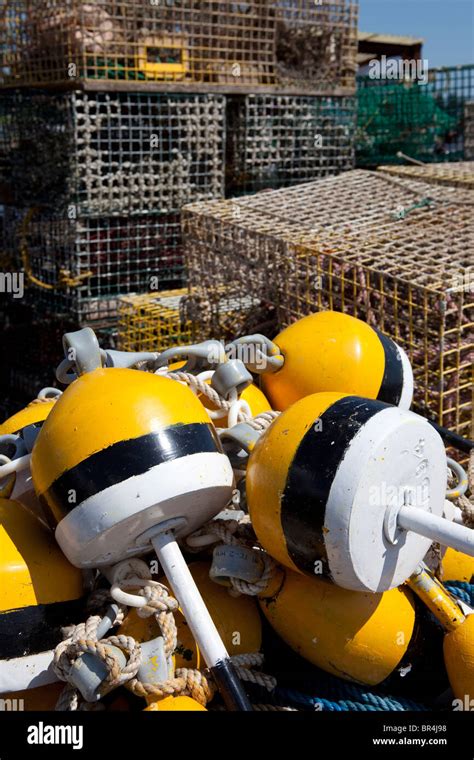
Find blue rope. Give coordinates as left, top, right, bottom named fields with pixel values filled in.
left=446, top=581, right=474, bottom=607
left=274, top=686, right=427, bottom=712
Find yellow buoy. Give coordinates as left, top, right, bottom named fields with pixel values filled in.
left=441, top=547, right=474, bottom=583
left=144, top=696, right=207, bottom=711
left=261, top=311, right=413, bottom=411
left=31, top=368, right=234, bottom=567
left=258, top=568, right=416, bottom=686
left=0, top=398, right=56, bottom=436
left=0, top=397, right=57, bottom=520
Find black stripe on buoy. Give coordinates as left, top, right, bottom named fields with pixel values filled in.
left=374, top=330, right=404, bottom=406
left=281, top=396, right=384, bottom=575
left=0, top=596, right=87, bottom=659
left=41, top=423, right=221, bottom=525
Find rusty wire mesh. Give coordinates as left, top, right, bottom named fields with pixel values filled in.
left=377, top=162, right=474, bottom=190
left=2, top=90, right=226, bottom=216
left=1, top=0, right=358, bottom=93
left=183, top=169, right=474, bottom=439
left=226, top=93, right=355, bottom=194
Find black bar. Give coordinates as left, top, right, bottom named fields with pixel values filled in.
left=422, top=418, right=474, bottom=454
left=210, top=659, right=253, bottom=712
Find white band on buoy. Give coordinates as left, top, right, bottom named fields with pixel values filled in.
left=397, top=344, right=414, bottom=410
left=0, top=651, right=58, bottom=693
left=55, top=452, right=234, bottom=567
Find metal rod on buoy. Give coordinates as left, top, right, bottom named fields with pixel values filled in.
left=397, top=506, right=474, bottom=556
left=151, top=530, right=253, bottom=712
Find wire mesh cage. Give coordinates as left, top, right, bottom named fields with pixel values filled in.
left=377, top=162, right=474, bottom=190
left=226, top=94, right=355, bottom=194
left=183, top=170, right=474, bottom=439
left=465, top=102, right=474, bottom=160
left=3, top=90, right=226, bottom=216
left=10, top=208, right=185, bottom=326
left=1, top=0, right=358, bottom=93
left=357, top=66, right=474, bottom=167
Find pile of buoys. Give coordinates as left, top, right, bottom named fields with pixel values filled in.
left=0, top=310, right=472, bottom=712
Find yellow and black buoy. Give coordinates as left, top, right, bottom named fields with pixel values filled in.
left=0, top=497, right=86, bottom=709
left=31, top=368, right=234, bottom=568
left=31, top=361, right=251, bottom=711
left=244, top=391, right=461, bottom=592
left=259, top=311, right=413, bottom=411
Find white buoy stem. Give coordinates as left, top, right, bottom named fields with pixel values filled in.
left=151, top=530, right=253, bottom=711
left=152, top=531, right=229, bottom=666
left=0, top=453, right=31, bottom=478
left=398, top=506, right=474, bottom=556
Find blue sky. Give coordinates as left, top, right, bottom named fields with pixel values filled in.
left=359, top=0, right=474, bottom=67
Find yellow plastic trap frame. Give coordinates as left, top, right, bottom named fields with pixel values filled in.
left=0, top=0, right=358, bottom=94
left=183, top=170, right=474, bottom=444
left=117, top=286, right=271, bottom=352
left=118, top=289, right=194, bottom=354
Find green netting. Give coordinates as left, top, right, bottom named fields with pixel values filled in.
left=356, top=66, right=474, bottom=167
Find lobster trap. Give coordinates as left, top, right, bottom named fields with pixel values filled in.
left=226, top=94, right=355, bottom=194
left=3, top=90, right=226, bottom=216
left=1, top=0, right=358, bottom=93
left=183, top=170, right=474, bottom=439
left=118, top=289, right=194, bottom=353
left=377, top=162, right=474, bottom=190
left=357, top=65, right=474, bottom=167
left=11, top=209, right=185, bottom=326
left=118, top=286, right=273, bottom=350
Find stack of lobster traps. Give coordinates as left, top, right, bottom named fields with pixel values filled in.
left=0, top=0, right=359, bottom=406
left=0, top=1, right=360, bottom=316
